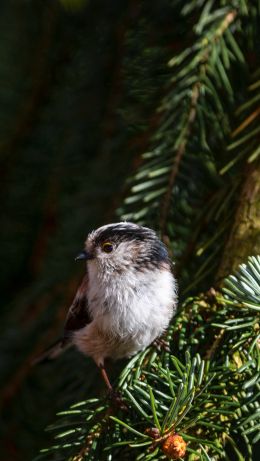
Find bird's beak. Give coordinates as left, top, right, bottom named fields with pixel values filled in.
left=75, top=250, right=94, bottom=261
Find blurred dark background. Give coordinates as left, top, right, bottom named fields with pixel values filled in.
left=0, top=0, right=179, bottom=459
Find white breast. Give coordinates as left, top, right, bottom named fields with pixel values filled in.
left=83, top=263, right=177, bottom=358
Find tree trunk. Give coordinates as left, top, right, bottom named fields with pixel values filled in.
left=217, top=159, right=260, bottom=280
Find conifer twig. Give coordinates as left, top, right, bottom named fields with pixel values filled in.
left=160, top=82, right=200, bottom=240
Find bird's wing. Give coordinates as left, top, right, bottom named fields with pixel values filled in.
left=63, top=273, right=92, bottom=341
left=33, top=273, right=91, bottom=365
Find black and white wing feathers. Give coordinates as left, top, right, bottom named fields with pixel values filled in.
left=33, top=273, right=91, bottom=364
left=63, top=273, right=91, bottom=341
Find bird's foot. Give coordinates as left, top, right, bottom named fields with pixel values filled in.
left=107, top=389, right=128, bottom=411
left=153, top=337, right=170, bottom=353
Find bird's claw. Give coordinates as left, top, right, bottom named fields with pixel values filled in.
left=153, top=338, right=170, bottom=353
left=107, top=389, right=128, bottom=411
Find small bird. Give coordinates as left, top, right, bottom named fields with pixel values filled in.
left=38, top=222, right=177, bottom=390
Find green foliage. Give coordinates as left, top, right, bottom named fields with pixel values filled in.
left=119, top=0, right=259, bottom=295
left=35, top=256, right=260, bottom=460
left=0, top=0, right=259, bottom=460
left=220, top=69, right=260, bottom=175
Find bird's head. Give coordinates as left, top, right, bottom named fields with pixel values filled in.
left=75, top=222, right=170, bottom=274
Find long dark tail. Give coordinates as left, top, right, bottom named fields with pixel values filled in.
left=32, top=339, right=71, bottom=365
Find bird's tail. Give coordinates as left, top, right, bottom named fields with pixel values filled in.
left=32, top=339, right=71, bottom=365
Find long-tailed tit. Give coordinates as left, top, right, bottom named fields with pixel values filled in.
left=38, top=222, right=177, bottom=390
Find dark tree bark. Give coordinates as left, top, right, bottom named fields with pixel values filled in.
left=217, top=160, right=260, bottom=280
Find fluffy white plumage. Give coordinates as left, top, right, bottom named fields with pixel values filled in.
left=36, top=223, right=177, bottom=389
left=73, top=222, right=177, bottom=367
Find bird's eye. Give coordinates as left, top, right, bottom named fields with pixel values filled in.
left=102, top=242, right=113, bottom=253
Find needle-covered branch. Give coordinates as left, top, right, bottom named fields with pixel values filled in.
left=36, top=256, right=260, bottom=461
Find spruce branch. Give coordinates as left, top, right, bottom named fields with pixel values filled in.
left=159, top=82, right=200, bottom=239
left=119, top=1, right=255, bottom=294
left=37, top=256, right=260, bottom=460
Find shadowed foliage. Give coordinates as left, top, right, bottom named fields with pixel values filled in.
left=0, top=1, right=259, bottom=460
